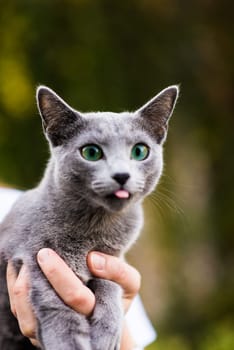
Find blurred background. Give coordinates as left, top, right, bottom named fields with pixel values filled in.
left=0, top=0, right=233, bottom=349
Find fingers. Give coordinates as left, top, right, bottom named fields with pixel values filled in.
left=6, top=262, right=38, bottom=345
left=87, top=252, right=141, bottom=310
left=37, top=248, right=95, bottom=316
left=6, top=261, right=17, bottom=317
left=38, top=248, right=141, bottom=315
left=6, top=250, right=140, bottom=348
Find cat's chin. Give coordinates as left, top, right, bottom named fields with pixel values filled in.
left=93, top=193, right=133, bottom=213
left=105, top=197, right=132, bottom=212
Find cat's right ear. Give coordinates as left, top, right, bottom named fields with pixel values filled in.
left=36, top=86, right=82, bottom=147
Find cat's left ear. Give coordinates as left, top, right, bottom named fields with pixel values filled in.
left=37, top=86, right=82, bottom=147
left=137, top=85, right=179, bottom=143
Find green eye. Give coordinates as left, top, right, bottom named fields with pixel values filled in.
left=131, top=143, right=149, bottom=161
left=81, top=145, right=103, bottom=161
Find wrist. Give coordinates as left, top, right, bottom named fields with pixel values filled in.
left=120, top=321, right=137, bottom=350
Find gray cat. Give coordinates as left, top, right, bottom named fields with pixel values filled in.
left=0, top=84, right=178, bottom=350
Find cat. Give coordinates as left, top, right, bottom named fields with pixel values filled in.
left=0, top=84, right=179, bottom=350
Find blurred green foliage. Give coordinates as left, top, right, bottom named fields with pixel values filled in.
left=0, top=0, right=233, bottom=349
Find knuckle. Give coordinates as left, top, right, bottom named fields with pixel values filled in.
left=64, top=288, right=94, bottom=315
left=107, top=257, right=126, bottom=281
left=64, top=290, right=82, bottom=306
left=117, top=263, right=128, bottom=281
left=13, top=283, right=27, bottom=298
left=121, top=265, right=142, bottom=296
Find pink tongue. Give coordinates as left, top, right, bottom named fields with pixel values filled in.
left=114, top=190, right=130, bottom=199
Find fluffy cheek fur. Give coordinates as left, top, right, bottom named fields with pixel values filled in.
left=52, top=151, right=91, bottom=196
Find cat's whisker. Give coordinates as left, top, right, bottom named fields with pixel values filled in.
left=92, top=187, right=106, bottom=194
left=91, top=181, right=106, bottom=191
left=92, top=184, right=105, bottom=190
left=91, top=181, right=105, bottom=188
left=148, top=195, right=168, bottom=220
left=91, top=180, right=104, bottom=185
left=150, top=188, right=184, bottom=217
left=137, top=187, right=145, bottom=193
left=134, top=179, right=145, bottom=193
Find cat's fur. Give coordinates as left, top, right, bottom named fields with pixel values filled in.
left=0, top=85, right=178, bottom=350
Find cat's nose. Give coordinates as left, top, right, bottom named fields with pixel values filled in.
left=112, top=173, right=130, bottom=186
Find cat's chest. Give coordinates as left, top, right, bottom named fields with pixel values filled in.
left=54, top=226, right=126, bottom=283
left=54, top=208, right=142, bottom=262
left=56, top=218, right=136, bottom=255
left=55, top=229, right=136, bottom=284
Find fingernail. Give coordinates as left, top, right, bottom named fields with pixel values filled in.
left=91, top=253, right=106, bottom=271
left=37, top=248, right=51, bottom=264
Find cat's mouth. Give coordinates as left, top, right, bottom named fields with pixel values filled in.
left=114, top=189, right=130, bottom=199
left=106, top=189, right=131, bottom=201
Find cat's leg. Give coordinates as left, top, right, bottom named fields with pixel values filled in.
left=89, top=278, right=123, bottom=350
left=0, top=262, right=36, bottom=350
left=30, top=272, right=92, bottom=350
left=36, top=309, right=91, bottom=350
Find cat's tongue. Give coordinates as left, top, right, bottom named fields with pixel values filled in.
left=114, top=190, right=130, bottom=199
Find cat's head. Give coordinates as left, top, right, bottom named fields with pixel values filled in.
left=36, top=85, right=179, bottom=212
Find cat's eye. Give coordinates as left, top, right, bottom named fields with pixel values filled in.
left=131, top=143, right=149, bottom=161
left=81, top=145, right=103, bottom=161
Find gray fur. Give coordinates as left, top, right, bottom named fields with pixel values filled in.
left=0, top=85, right=178, bottom=349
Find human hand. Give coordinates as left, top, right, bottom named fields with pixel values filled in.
left=7, top=248, right=141, bottom=349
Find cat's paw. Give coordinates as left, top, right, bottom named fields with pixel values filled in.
left=91, top=337, right=120, bottom=350
left=90, top=321, right=121, bottom=350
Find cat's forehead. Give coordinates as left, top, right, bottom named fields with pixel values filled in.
left=67, top=110, right=153, bottom=148
left=82, top=111, right=137, bottom=139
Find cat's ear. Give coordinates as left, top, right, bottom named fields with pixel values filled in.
left=36, top=86, right=81, bottom=146
left=137, top=85, right=179, bottom=143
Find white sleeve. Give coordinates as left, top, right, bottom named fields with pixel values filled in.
left=125, top=295, right=157, bottom=349
left=0, top=188, right=22, bottom=222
